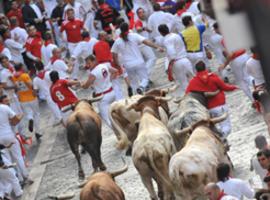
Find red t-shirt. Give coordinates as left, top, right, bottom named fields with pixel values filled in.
left=186, top=70, right=237, bottom=109
left=60, top=19, right=83, bottom=43
left=25, top=34, right=43, bottom=59
left=93, top=40, right=112, bottom=63
left=6, top=8, right=25, bottom=28
left=50, top=79, right=78, bottom=109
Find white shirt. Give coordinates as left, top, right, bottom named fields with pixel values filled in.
left=221, top=196, right=239, bottom=200
left=72, top=38, right=98, bottom=59
left=187, top=1, right=201, bottom=15
left=0, top=68, right=17, bottom=100
left=250, top=154, right=268, bottom=188
left=33, top=70, right=52, bottom=96
left=41, top=43, right=57, bottom=66
left=89, top=63, right=112, bottom=94
left=30, top=3, right=43, bottom=19
left=135, top=19, right=149, bottom=39
left=10, top=27, right=28, bottom=45
left=47, top=59, right=69, bottom=79
left=217, top=178, right=254, bottom=199
left=209, top=33, right=226, bottom=65
left=148, top=11, right=176, bottom=39
left=111, top=33, right=145, bottom=68
left=0, top=104, right=16, bottom=137
left=133, top=0, right=153, bottom=17
left=0, top=48, right=12, bottom=61
left=246, top=58, right=265, bottom=86
left=4, top=38, right=24, bottom=63
left=63, top=2, right=86, bottom=21
left=162, top=33, right=187, bottom=60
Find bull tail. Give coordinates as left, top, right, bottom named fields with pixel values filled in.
left=109, top=109, right=131, bottom=150
left=146, top=148, right=173, bottom=190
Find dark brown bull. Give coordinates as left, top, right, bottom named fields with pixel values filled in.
left=66, top=97, right=106, bottom=179
left=80, top=158, right=128, bottom=200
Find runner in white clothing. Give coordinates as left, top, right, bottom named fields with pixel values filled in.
left=133, top=0, right=153, bottom=19
left=9, top=17, right=28, bottom=46
left=111, top=22, right=164, bottom=94
left=135, top=8, right=156, bottom=82
left=0, top=99, right=30, bottom=184
left=158, top=24, right=194, bottom=96
left=71, top=30, right=98, bottom=70
left=0, top=56, right=26, bottom=137
left=205, top=183, right=239, bottom=200
left=81, top=55, right=117, bottom=127
left=41, top=32, right=58, bottom=66
left=147, top=3, right=177, bottom=40
left=46, top=48, right=73, bottom=79
left=0, top=146, right=23, bottom=199
left=216, top=163, right=254, bottom=199
left=33, top=62, right=62, bottom=124
left=2, top=28, right=24, bottom=64
left=63, top=0, right=86, bottom=21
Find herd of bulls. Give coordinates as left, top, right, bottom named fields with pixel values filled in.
left=65, top=85, right=232, bottom=200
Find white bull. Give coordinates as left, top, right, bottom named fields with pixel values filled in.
left=169, top=114, right=230, bottom=200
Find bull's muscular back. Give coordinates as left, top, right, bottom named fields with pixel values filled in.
left=68, top=101, right=102, bottom=130
left=80, top=173, right=125, bottom=200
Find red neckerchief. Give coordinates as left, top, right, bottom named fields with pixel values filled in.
left=8, top=64, right=14, bottom=73
left=217, top=191, right=226, bottom=200
left=177, top=8, right=187, bottom=16
left=37, top=70, right=46, bottom=79
left=45, top=39, right=53, bottom=47
left=83, top=37, right=90, bottom=42
left=185, top=2, right=192, bottom=9
left=252, top=53, right=259, bottom=60
left=51, top=56, right=60, bottom=65
left=0, top=43, right=5, bottom=53
left=13, top=70, right=24, bottom=78
left=231, top=49, right=246, bottom=60
left=128, top=11, right=135, bottom=29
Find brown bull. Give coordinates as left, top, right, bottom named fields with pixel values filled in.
left=80, top=159, right=128, bottom=200
left=109, top=86, right=175, bottom=152
left=169, top=115, right=230, bottom=200
left=128, top=96, right=176, bottom=200
left=66, top=97, right=106, bottom=179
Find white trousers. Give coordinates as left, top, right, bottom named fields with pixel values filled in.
left=98, top=90, right=116, bottom=127
left=209, top=104, right=231, bottom=138
left=0, top=151, right=23, bottom=198
left=68, top=42, right=79, bottom=79
left=172, top=58, right=194, bottom=96
left=46, top=95, right=62, bottom=121
left=0, top=134, right=28, bottom=181
left=21, top=99, right=41, bottom=134
left=140, top=45, right=156, bottom=77
left=187, top=51, right=205, bottom=72
left=124, top=63, right=149, bottom=93
left=230, top=53, right=253, bottom=101
left=112, top=78, right=124, bottom=100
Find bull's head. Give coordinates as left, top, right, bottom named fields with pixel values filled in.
left=145, top=84, right=178, bottom=97
left=174, top=113, right=228, bottom=145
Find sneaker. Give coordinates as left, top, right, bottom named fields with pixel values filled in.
left=35, top=133, right=42, bottom=141
left=136, top=87, right=144, bottom=95
left=28, top=119, right=34, bottom=132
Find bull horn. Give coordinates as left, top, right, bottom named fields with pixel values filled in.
left=89, top=94, right=104, bottom=103
left=126, top=103, right=135, bottom=111
left=174, top=126, right=192, bottom=135
left=110, top=157, right=128, bottom=178
left=155, top=96, right=173, bottom=102
left=210, top=113, right=228, bottom=124
left=161, top=84, right=178, bottom=94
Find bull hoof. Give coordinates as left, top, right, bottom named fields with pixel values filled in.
left=79, top=171, right=85, bottom=180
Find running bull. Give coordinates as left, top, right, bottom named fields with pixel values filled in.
left=109, top=86, right=176, bottom=152
left=66, top=97, right=106, bottom=179
left=128, top=95, right=176, bottom=200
